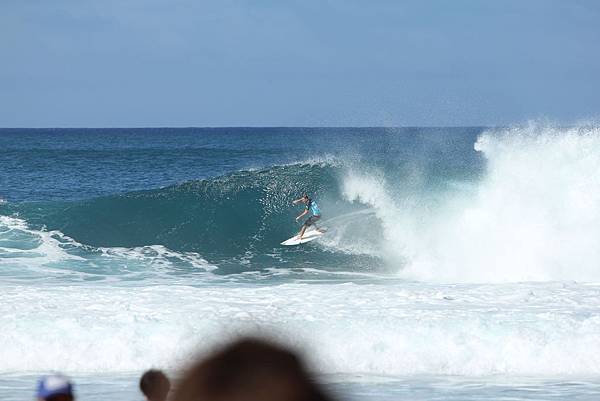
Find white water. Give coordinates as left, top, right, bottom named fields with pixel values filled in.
left=1, top=281, right=599, bottom=376
left=0, top=215, right=215, bottom=282
left=341, top=124, right=600, bottom=282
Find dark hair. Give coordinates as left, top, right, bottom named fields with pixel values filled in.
left=140, top=370, right=170, bottom=401
left=173, top=337, right=333, bottom=401
left=46, top=396, right=73, bottom=401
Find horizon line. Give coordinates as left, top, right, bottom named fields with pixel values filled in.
left=0, top=125, right=492, bottom=130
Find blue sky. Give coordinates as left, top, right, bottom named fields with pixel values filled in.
left=1, top=0, right=599, bottom=127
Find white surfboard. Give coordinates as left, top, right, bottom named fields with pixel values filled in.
left=281, top=229, right=325, bottom=246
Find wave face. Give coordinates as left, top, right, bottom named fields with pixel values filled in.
left=18, top=163, right=337, bottom=253
left=3, top=161, right=385, bottom=277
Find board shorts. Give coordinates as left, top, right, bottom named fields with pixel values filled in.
left=304, top=215, right=321, bottom=227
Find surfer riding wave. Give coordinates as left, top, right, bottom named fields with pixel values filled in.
left=293, top=193, right=323, bottom=240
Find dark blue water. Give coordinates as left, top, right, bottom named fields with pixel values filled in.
left=0, top=127, right=483, bottom=202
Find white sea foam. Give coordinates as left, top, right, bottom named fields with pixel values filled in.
left=316, top=210, right=383, bottom=257
left=0, top=215, right=86, bottom=278
left=0, top=216, right=215, bottom=281
left=338, top=123, right=600, bottom=282
left=0, top=281, right=599, bottom=375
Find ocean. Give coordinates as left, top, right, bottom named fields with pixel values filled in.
left=1, top=126, right=600, bottom=400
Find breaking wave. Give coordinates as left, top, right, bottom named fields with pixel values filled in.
left=3, top=124, right=600, bottom=282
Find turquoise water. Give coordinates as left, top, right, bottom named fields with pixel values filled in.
left=1, top=126, right=600, bottom=400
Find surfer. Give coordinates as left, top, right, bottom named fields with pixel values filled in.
left=293, top=194, right=322, bottom=239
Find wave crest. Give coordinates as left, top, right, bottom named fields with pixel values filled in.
left=341, top=123, right=600, bottom=282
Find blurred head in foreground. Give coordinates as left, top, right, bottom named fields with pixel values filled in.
left=140, top=369, right=171, bottom=401
left=36, top=374, right=74, bottom=401
left=173, top=337, right=333, bottom=401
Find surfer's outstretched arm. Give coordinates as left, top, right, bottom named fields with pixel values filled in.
left=295, top=209, right=308, bottom=221
left=292, top=197, right=304, bottom=205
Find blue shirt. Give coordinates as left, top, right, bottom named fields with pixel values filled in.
left=307, top=199, right=321, bottom=216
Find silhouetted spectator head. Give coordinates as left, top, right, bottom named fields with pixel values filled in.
left=36, top=374, right=74, bottom=401
left=173, top=337, right=333, bottom=401
left=140, top=369, right=171, bottom=401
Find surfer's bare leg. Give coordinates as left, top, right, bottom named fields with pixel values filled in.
left=299, top=224, right=308, bottom=239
